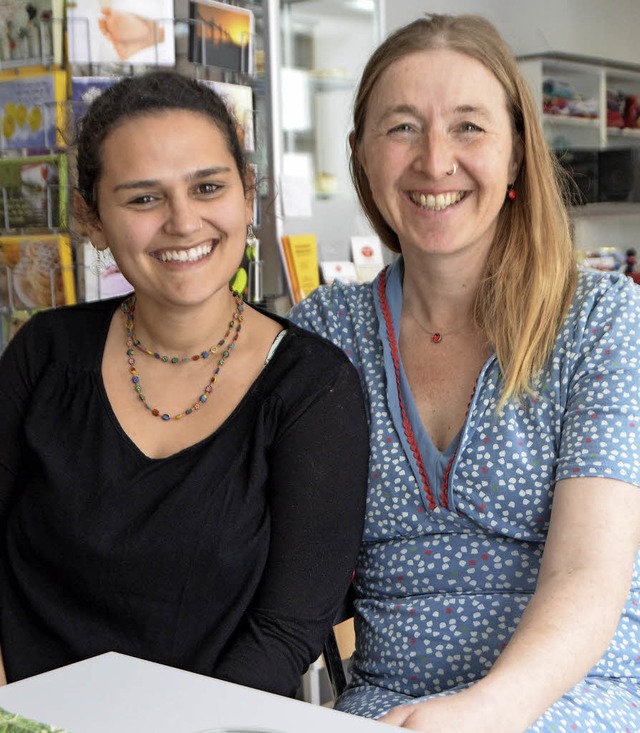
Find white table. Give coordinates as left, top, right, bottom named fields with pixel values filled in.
left=0, top=652, right=400, bottom=733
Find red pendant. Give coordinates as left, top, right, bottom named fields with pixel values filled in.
left=431, top=332, right=443, bottom=344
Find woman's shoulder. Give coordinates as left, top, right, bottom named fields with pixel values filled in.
left=13, top=298, right=123, bottom=356
left=275, top=317, right=361, bottom=375
left=559, top=267, right=640, bottom=353
left=287, top=278, right=379, bottom=346
left=290, top=280, right=376, bottom=320
left=573, top=267, right=640, bottom=315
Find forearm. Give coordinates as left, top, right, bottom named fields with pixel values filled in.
left=467, top=477, right=640, bottom=732
left=0, top=645, right=6, bottom=686
left=468, top=566, right=629, bottom=732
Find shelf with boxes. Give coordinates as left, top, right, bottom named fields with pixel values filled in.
left=0, top=0, right=271, bottom=351
left=518, top=52, right=640, bottom=214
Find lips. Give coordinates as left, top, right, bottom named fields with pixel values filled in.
left=408, top=190, right=466, bottom=211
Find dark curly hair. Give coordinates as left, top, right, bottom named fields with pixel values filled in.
left=75, top=70, right=249, bottom=217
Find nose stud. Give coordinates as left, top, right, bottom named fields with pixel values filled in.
left=446, top=163, right=457, bottom=176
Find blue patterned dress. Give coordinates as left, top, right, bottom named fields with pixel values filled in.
left=289, top=258, right=640, bottom=732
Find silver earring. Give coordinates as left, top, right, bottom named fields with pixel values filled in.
left=446, top=163, right=457, bottom=176
left=90, top=246, right=106, bottom=276
left=246, top=223, right=258, bottom=250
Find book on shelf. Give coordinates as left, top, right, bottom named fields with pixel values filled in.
left=68, top=0, right=176, bottom=66
left=0, top=153, right=67, bottom=230
left=277, top=235, right=298, bottom=305
left=280, top=234, right=320, bottom=304
left=200, top=79, right=255, bottom=153
left=350, top=234, right=385, bottom=283
left=188, top=0, right=254, bottom=74
left=0, top=0, right=65, bottom=68
left=0, top=67, right=67, bottom=150
left=0, top=233, right=75, bottom=311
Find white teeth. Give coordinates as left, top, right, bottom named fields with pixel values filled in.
left=411, top=191, right=463, bottom=211
left=159, top=243, right=213, bottom=262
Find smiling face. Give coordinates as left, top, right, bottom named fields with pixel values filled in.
left=84, top=109, right=252, bottom=309
left=357, top=47, right=522, bottom=265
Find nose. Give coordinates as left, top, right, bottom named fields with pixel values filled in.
left=163, top=194, right=202, bottom=236
left=413, top=130, right=454, bottom=179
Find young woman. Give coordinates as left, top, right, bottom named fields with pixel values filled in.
left=0, top=71, right=369, bottom=698
left=290, top=13, right=640, bottom=733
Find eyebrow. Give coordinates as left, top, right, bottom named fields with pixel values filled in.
left=112, top=166, right=232, bottom=193
left=379, top=103, right=493, bottom=121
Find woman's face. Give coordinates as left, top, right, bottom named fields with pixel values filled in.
left=85, top=109, right=252, bottom=309
left=358, top=48, right=522, bottom=265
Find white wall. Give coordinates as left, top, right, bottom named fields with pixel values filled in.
left=385, top=0, right=640, bottom=65
left=280, top=11, right=381, bottom=262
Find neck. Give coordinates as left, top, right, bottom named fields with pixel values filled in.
left=129, top=289, right=239, bottom=356
left=400, top=251, right=481, bottom=330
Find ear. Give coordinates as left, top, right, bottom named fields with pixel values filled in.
left=244, top=189, right=254, bottom=226
left=73, top=189, right=108, bottom=250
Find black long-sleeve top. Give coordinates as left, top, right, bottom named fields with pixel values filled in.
left=0, top=298, right=369, bottom=697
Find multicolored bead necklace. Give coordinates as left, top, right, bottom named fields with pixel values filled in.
left=121, top=290, right=244, bottom=421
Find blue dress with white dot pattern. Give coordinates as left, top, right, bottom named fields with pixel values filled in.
left=289, top=259, right=640, bottom=732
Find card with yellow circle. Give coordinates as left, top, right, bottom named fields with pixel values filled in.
left=0, top=68, right=67, bottom=150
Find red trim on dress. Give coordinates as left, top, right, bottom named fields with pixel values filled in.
left=377, top=268, right=454, bottom=511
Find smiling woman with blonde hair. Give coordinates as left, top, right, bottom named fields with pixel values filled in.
left=290, top=13, right=640, bottom=733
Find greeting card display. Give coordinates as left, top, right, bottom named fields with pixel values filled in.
left=0, top=0, right=65, bottom=67
left=71, top=75, right=122, bottom=123
left=68, top=0, right=175, bottom=66
left=0, top=233, right=75, bottom=310
left=0, top=153, right=67, bottom=230
left=200, top=79, right=254, bottom=152
left=0, top=68, right=67, bottom=150
left=188, top=0, right=254, bottom=74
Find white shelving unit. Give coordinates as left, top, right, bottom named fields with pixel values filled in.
left=518, top=53, right=640, bottom=254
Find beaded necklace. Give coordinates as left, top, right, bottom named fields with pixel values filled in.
left=378, top=268, right=475, bottom=511
left=121, top=290, right=244, bottom=421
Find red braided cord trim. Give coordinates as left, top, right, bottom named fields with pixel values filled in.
left=377, top=269, right=442, bottom=510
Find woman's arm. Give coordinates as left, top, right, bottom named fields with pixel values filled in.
left=0, top=646, right=6, bottom=686
left=213, top=358, right=369, bottom=697
left=381, top=476, right=640, bottom=733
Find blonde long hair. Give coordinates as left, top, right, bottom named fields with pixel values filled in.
left=350, top=14, right=577, bottom=406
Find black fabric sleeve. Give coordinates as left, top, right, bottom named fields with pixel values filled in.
left=213, top=357, right=369, bottom=697
left=0, top=321, right=40, bottom=519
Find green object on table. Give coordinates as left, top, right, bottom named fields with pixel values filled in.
left=0, top=707, right=70, bottom=732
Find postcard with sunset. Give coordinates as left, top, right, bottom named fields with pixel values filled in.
left=188, top=0, right=254, bottom=74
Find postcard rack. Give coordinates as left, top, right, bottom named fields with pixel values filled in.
left=65, top=15, right=258, bottom=78
left=0, top=18, right=64, bottom=72
left=0, top=0, right=270, bottom=354
left=0, top=183, right=66, bottom=232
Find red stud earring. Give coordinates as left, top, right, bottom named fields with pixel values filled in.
left=507, top=184, right=516, bottom=200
